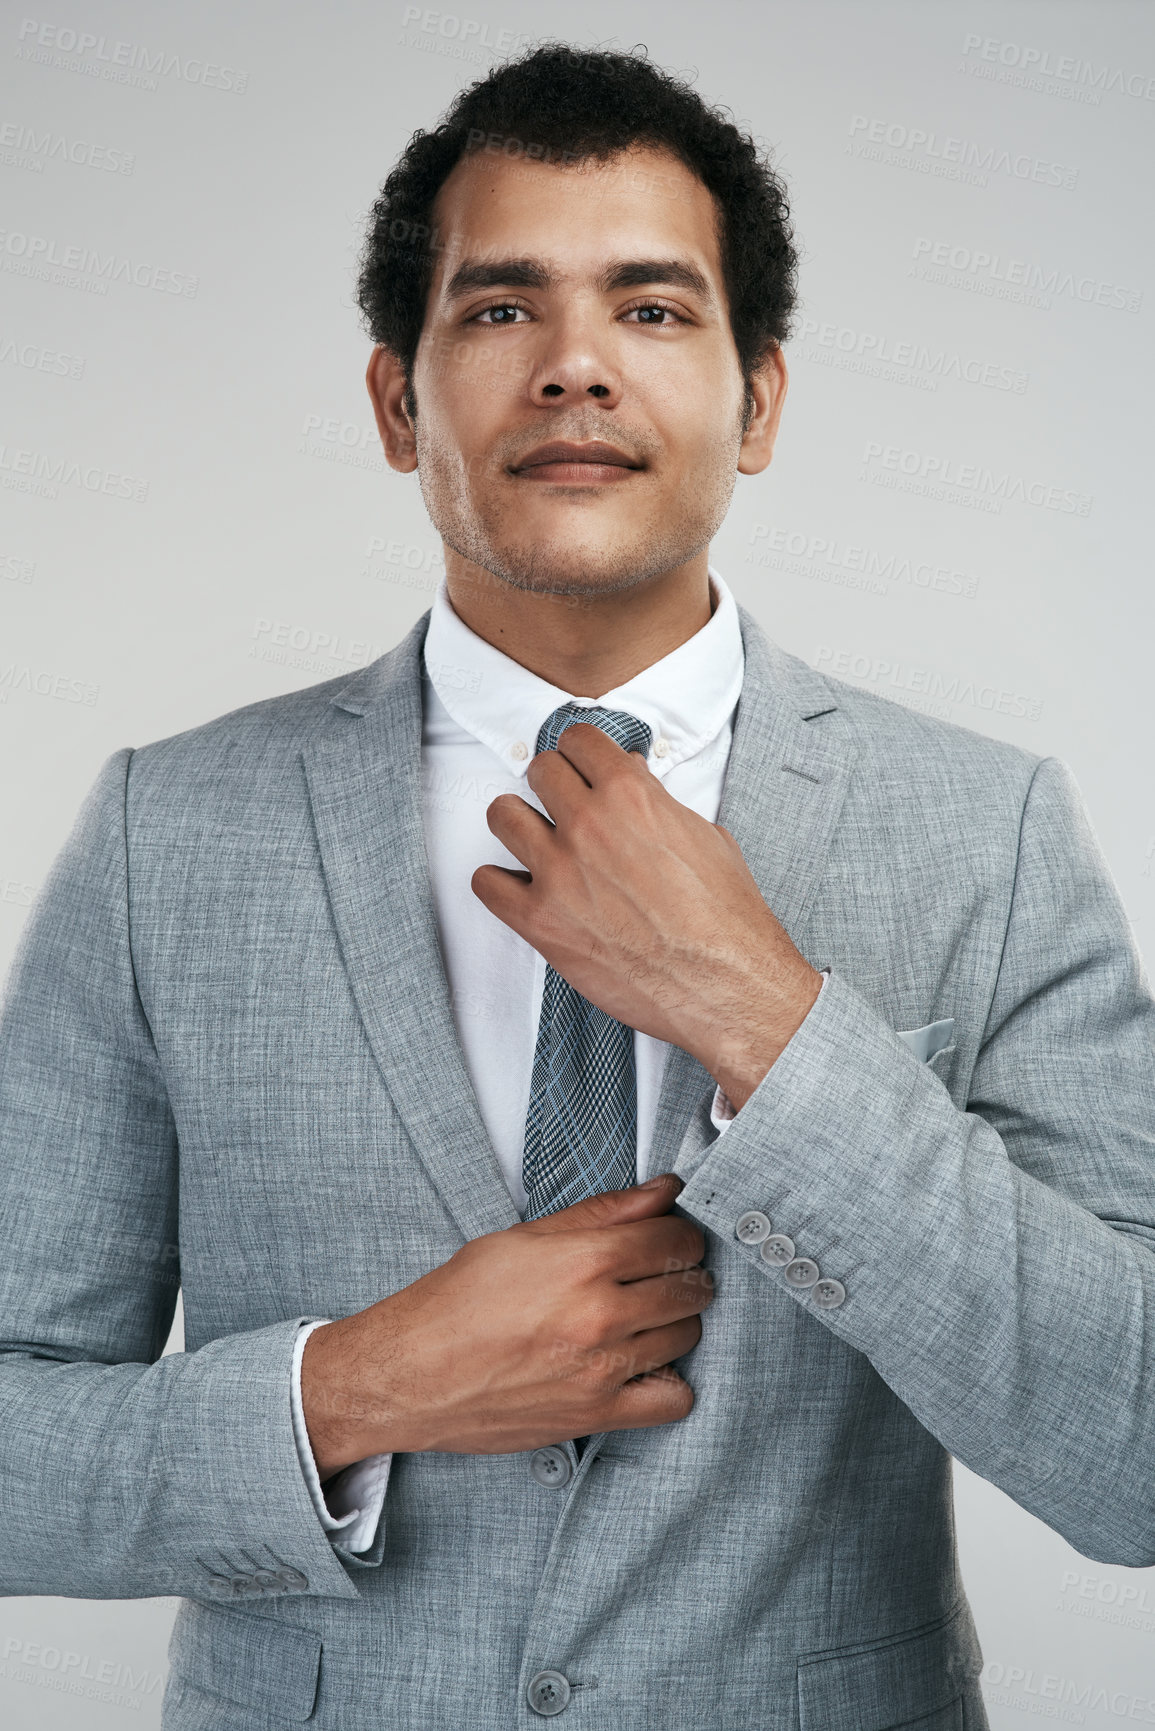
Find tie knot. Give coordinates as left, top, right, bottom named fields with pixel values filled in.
left=535, top=702, right=652, bottom=759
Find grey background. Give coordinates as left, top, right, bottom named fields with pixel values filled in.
left=1, top=0, right=1153, bottom=1723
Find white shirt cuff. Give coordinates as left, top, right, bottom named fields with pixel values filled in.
left=709, top=968, right=830, bottom=1133
left=290, top=1318, right=393, bottom=1555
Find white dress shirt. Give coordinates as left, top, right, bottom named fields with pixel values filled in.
left=287, top=564, right=825, bottom=1551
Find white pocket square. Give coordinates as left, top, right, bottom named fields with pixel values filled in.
left=896, top=1018, right=955, bottom=1062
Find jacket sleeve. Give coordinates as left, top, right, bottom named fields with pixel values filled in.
left=676, top=754, right=1155, bottom=1566
left=0, top=749, right=379, bottom=1601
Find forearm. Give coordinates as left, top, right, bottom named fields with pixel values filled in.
left=678, top=965, right=1155, bottom=1566
left=0, top=1318, right=366, bottom=1600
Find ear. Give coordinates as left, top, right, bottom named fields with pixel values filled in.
left=737, top=345, right=788, bottom=477
left=365, top=345, right=418, bottom=474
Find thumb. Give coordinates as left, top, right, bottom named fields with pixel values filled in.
left=526, top=1172, right=684, bottom=1232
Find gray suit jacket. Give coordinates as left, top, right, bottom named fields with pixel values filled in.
left=2, top=604, right=1154, bottom=1731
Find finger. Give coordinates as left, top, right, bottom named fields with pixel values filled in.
left=523, top=1174, right=684, bottom=1234
left=591, top=1213, right=706, bottom=1283
left=605, top=1363, right=696, bottom=1429
left=623, top=1315, right=704, bottom=1375
left=484, top=791, right=555, bottom=868
left=581, top=1325, right=701, bottom=1402
left=550, top=720, right=650, bottom=785
left=470, top=863, right=534, bottom=934
left=616, top=1265, right=714, bottom=1333
left=524, top=747, right=590, bottom=826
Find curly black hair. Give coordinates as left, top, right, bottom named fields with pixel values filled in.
left=355, top=41, right=797, bottom=424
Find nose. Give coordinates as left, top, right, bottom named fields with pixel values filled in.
left=528, top=312, right=623, bottom=408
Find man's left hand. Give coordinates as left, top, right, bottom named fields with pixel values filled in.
left=471, top=722, right=823, bottom=1111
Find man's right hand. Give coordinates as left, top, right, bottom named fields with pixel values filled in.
left=301, top=1172, right=712, bottom=1478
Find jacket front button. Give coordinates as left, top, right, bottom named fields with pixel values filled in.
left=530, top=1446, right=573, bottom=1488
left=527, top=1670, right=572, bottom=1715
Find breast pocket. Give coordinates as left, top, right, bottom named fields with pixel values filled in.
left=166, top=1599, right=322, bottom=1723
left=796, top=1598, right=982, bottom=1731
left=896, top=1018, right=955, bottom=1063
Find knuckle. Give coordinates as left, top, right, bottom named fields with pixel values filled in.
left=571, top=1299, right=616, bottom=1352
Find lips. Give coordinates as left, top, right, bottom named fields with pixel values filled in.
left=511, top=440, right=642, bottom=473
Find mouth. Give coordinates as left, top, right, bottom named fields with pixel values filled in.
left=508, top=440, right=645, bottom=485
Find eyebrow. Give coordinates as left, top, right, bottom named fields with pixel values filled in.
left=442, top=256, right=716, bottom=307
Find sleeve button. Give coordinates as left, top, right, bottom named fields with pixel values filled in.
left=760, top=1234, right=795, bottom=1267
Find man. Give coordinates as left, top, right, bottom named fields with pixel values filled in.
left=1, top=41, right=1153, bottom=1731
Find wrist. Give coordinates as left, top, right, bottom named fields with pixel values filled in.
left=699, top=960, right=823, bottom=1112
left=301, top=1318, right=379, bottom=1479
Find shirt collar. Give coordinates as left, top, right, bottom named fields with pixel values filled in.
left=421, top=564, right=744, bottom=779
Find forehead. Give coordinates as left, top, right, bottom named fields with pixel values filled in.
left=426, top=142, right=723, bottom=297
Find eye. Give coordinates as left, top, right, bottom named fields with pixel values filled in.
left=620, top=300, right=688, bottom=326
left=468, top=301, right=531, bottom=325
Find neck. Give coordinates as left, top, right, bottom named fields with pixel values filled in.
left=443, top=550, right=714, bottom=697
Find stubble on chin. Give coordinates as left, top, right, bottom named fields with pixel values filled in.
left=419, top=460, right=731, bottom=601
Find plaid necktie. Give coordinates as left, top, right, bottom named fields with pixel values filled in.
left=521, top=702, right=653, bottom=1221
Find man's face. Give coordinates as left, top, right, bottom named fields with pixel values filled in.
left=405, top=142, right=770, bottom=597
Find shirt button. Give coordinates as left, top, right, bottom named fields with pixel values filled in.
left=784, top=1257, right=820, bottom=1288
left=735, top=1210, right=772, bottom=1244
left=530, top=1446, right=573, bottom=1488
left=527, top=1671, right=572, bottom=1716
left=760, top=1233, right=795, bottom=1267
left=813, top=1278, right=847, bottom=1309
left=652, top=736, right=669, bottom=758
left=510, top=741, right=529, bottom=761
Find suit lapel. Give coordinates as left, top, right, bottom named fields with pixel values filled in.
left=303, top=614, right=521, bottom=1245
left=649, top=604, right=859, bottom=1178
left=303, top=601, right=857, bottom=1246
